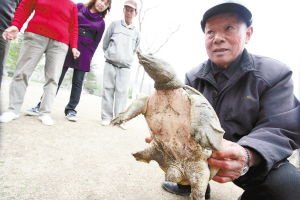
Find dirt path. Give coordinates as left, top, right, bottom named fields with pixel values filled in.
left=0, top=78, right=243, bottom=200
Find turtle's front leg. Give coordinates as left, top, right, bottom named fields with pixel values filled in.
left=132, top=143, right=157, bottom=163
left=111, top=96, right=148, bottom=125
left=132, top=143, right=170, bottom=170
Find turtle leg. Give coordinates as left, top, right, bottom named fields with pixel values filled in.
left=111, top=96, right=148, bottom=125
left=132, top=143, right=170, bottom=170
left=132, top=143, right=159, bottom=163
left=185, top=161, right=210, bottom=200
left=165, top=165, right=183, bottom=183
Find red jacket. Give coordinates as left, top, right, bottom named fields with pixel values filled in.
left=12, top=0, right=78, bottom=49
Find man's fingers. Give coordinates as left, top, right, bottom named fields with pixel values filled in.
left=212, top=140, right=245, bottom=160
left=211, top=167, right=243, bottom=183
left=145, top=137, right=152, bottom=143
left=212, top=174, right=237, bottom=183
left=208, top=157, right=243, bottom=170
left=217, top=169, right=242, bottom=180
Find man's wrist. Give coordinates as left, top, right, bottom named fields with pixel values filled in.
left=240, top=147, right=250, bottom=176
left=244, top=147, right=261, bottom=167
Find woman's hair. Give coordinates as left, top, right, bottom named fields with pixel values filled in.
left=86, top=0, right=112, bottom=18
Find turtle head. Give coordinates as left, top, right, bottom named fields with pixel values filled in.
left=137, top=51, right=183, bottom=90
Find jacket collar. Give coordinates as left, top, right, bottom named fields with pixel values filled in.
left=210, top=53, right=242, bottom=80
left=121, top=20, right=135, bottom=29
left=194, top=49, right=255, bottom=81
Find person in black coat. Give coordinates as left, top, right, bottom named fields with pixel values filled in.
left=162, top=2, right=300, bottom=200
left=0, top=0, right=21, bottom=89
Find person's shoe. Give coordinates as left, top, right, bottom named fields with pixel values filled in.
left=25, top=106, right=40, bottom=116
left=66, top=111, right=77, bottom=122
left=101, top=120, right=111, bottom=126
left=38, top=114, right=54, bottom=126
left=119, top=123, right=128, bottom=130
left=162, top=181, right=210, bottom=199
left=0, top=111, right=19, bottom=123
left=162, top=182, right=190, bottom=196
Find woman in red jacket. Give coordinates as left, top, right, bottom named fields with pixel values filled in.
left=1, top=0, right=79, bottom=126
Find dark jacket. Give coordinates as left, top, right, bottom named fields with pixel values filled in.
left=0, top=0, right=21, bottom=31
left=185, top=49, right=300, bottom=188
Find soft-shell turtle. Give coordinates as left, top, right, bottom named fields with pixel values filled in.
left=111, top=52, right=224, bottom=200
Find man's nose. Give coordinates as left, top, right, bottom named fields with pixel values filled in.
left=213, top=33, right=225, bottom=44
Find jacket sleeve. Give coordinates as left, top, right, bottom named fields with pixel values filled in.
left=185, top=73, right=192, bottom=86
left=102, top=21, right=114, bottom=52
left=238, top=67, right=300, bottom=178
left=11, top=0, right=36, bottom=30
left=92, top=20, right=105, bottom=50
left=68, top=4, right=78, bottom=49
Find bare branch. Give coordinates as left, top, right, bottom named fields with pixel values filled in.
left=138, top=0, right=159, bottom=32
left=134, top=0, right=181, bottom=96
left=152, top=25, right=181, bottom=55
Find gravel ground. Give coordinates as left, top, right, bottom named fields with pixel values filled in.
left=0, top=78, right=243, bottom=200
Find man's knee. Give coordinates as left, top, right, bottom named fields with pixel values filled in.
left=242, top=162, right=300, bottom=200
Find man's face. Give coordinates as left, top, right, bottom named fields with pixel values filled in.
left=204, top=13, right=253, bottom=68
left=123, top=6, right=136, bottom=24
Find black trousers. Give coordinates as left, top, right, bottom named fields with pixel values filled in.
left=240, top=162, right=300, bottom=200
left=38, top=67, right=86, bottom=115
left=0, top=30, right=10, bottom=89
left=59, top=67, right=85, bottom=115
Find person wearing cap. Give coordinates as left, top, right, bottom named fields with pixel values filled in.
left=100, top=0, right=140, bottom=130
left=163, top=2, right=300, bottom=200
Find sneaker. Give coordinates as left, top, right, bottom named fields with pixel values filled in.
left=119, top=123, right=128, bottom=130
left=66, top=111, right=77, bottom=122
left=0, top=111, right=19, bottom=123
left=38, top=114, right=54, bottom=126
left=25, top=106, right=40, bottom=116
left=101, top=120, right=111, bottom=126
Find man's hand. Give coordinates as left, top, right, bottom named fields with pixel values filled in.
left=2, top=26, right=19, bottom=40
left=145, top=136, right=152, bottom=143
left=72, top=48, right=80, bottom=59
left=208, top=139, right=248, bottom=183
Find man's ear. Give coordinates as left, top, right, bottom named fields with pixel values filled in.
left=245, top=26, right=253, bottom=44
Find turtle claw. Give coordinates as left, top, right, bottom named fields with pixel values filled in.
left=111, top=116, right=123, bottom=126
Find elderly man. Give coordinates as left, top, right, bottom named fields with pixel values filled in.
left=162, top=2, right=300, bottom=200
left=100, top=0, right=140, bottom=130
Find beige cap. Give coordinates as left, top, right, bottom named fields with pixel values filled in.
left=124, top=0, right=137, bottom=9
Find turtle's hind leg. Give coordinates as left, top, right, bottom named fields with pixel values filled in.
left=186, top=161, right=210, bottom=200
left=165, top=165, right=183, bottom=183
